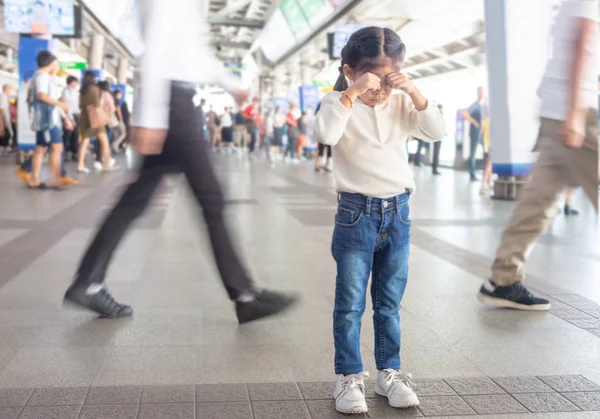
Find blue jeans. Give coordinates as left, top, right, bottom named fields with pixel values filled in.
left=468, top=131, right=482, bottom=177
left=332, top=192, right=411, bottom=375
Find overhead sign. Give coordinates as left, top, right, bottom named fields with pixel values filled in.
left=280, top=0, right=311, bottom=39
left=60, top=61, right=87, bottom=70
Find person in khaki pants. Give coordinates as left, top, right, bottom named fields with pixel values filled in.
left=478, top=0, right=598, bottom=311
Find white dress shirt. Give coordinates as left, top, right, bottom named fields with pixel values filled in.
left=134, top=0, right=243, bottom=130
left=61, top=87, right=80, bottom=119
left=317, top=91, right=445, bottom=197
left=538, top=0, right=599, bottom=121
left=221, top=112, right=233, bottom=128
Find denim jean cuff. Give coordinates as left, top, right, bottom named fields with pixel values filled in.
left=335, top=364, right=364, bottom=375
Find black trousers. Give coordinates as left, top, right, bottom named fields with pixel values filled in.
left=73, top=83, right=253, bottom=300
left=432, top=141, right=441, bottom=172
left=63, top=114, right=80, bottom=156
left=318, top=143, right=332, bottom=158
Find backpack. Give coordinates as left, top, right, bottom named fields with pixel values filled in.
left=27, top=72, right=53, bottom=132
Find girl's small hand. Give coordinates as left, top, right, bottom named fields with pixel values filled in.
left=387, top=72, right=416, bottom=95
left=347, top=72, right=382, bottom=99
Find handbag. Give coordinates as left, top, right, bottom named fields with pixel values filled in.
left=87, top=105, right=109, bottom=129
left=109, top=112, right=120, bottom=128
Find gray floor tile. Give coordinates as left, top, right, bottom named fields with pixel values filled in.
left=138, top=403, right=194, bottom=419
left=196, top=384, right=248, bottom=403
left=18, top=405, right=81, bottom=419
left=0, top=388, right=33, bottom=407
left=587, top=328, right=600, bottom=337
left=248, top=382, right=302, bottom=401
left=28, top=387, right=89, bottom=406
left=562, top=392, right=600, bottom=411
left=0, top=407, right=22, bottom=419
left=513, top=392, right=581, bottom=412
left=538, top=376, right=600, bottom=392
left=196, top=402, right=253, bottom=419
left=141, top=385, right=194, bottom=403
left=85, top=386, right=142, bottom=405
left=416, top=396, right=476, bottom=416
left=252, top=400, right=310, bottom=419
left=78, top=404, right=139, bottom=419
left=366, top=398, right=423, bottom=417
left=565, top=318, right=600, bottom=329
left=444, top=377, right=506, bottom=395
left=305, top=399, right=367, bottom=418
left=463, top=394, right=529, bottom=414
left=413, top=379, right=456, bottom=396
left=492, top=376, right=555, bottom=393
left=549, top=305, right=594, bottom=320
left=298, top=382, right=333, bottom=400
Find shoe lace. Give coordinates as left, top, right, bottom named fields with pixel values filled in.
left=343, top=372, right=369, bottom=391
left=383, top=369, right=415, bottom=389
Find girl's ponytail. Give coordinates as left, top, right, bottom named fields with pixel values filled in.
left=333, top=65, right=348, bottom=92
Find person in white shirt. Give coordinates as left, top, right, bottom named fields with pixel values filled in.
left=61, top=76, right=80, bottom=160
left=0, top=84, right=15, bottom=153
left=220, top=106, right=235, bottom=152
left=63, top=0, right=297, bottom=322
left=316, top=27, right=444, bottom=415
left=479, top=0, right=598, bottom=311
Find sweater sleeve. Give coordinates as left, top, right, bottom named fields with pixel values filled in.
left=316, top=92, right=352, bottom=146
left=405, top=97, right=446, bottom=142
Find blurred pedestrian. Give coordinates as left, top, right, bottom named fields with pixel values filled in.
left=479, top=0, right=598, bottom=311
left=63, top=0, right=298, bottom=322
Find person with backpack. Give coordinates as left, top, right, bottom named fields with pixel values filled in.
left=26, top=50, right=73, bottom=189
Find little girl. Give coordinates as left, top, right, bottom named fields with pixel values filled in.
left=316, top=27, right=445, bottom=415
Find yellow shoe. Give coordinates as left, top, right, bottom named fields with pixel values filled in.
left=60, top=176, right=79, bottom=186
left=15, top=168, right=31, bottom=183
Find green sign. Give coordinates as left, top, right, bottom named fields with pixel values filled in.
left=60, top=62, right=87, bottom=70
left=312, top=80, right=331, bottom=87
left=296, top=0, right=327, bottom=22
left=280, top=0, right=310, bottom=37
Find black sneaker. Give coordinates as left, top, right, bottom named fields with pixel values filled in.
left=432, top=170, right=441, bottom=175
left=64, top=286, right=134, bottom=318
left=236, top=289, right=299, bottom=324
left=477, top=279, right=551, bottom=311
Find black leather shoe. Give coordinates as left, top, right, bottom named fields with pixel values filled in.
left=64, top=286, right=134, bottom=318
left=236, top=289, right=299, bottom=324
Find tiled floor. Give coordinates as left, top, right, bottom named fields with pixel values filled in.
left=0, top=153, right=599, bottom=419
left=0, top=376, right=600, bottom=418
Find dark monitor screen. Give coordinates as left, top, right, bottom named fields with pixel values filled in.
left=3, top=0, right=75, bottom=36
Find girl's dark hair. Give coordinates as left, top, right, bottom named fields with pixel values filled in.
left=333, top=27, right=406, bottom=92
left=36, top=50, right=57, bottom=68
left=97, top=81, right=110, bottom=92
left=80, top=71, right=97, bottom=96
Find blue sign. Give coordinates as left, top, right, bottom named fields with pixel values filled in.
left=17, top=36, right=53, bottom=150
left=299, top=85, right=319, bottom=112
left=81, top=68, right=103, bottom=81
left=273, top=96, right=289, bottom=113
left=332, top=24, right=366, bottom=59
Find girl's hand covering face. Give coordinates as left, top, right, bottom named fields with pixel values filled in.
left=347, top=72, right=382, bottom=97
left=386, top=72, right=416, bottom=95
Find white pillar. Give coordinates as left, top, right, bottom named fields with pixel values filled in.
left=485, top=0, right=553, bottom=182
left=117, top=57, right=128, bottom=84
left=88, top=34, right=105, bottom=69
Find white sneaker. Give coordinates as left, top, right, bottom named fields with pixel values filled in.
left=375, top=370, right=419, bottom=408
left=333, top=372, right=369, bottom=415
left=94, top=161, right=103, bottom=171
